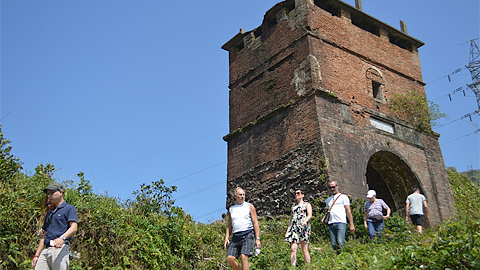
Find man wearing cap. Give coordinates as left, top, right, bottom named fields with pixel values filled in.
left=363, top=190, right=391, bottom=239
left=32, top=182, right=78, bottom=270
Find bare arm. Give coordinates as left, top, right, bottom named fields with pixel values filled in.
left=423, top=201, right=429, bottom=220
left=364, top=211, right=368, bottom=229
left=405, top=202, right=410, bottom=221
left=302, top=203, right=313, bottom=227
left=385, top=206, right=391, bottom=219
left=345, top=205, right=355, bottom=233
left=250, top=204, right=261, bottom=248
left=224, top=211, right=232, bottom=250
left=31, top=234, right=45, bottom=267
left=53, top=221, right=77, bottom=248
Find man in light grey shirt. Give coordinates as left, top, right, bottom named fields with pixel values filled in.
left=406, top=187, right=428, bottom=234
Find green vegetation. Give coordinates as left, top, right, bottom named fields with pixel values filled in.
left=462, top=169, right=480, bottom=186
left=1, top=130, right=479, bottom=269
left=389, top=89, right=447, bottom=131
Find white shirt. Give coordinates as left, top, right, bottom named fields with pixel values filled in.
left=229, top=202, right=253, bottom=233
left=326, top=194, right=350, bottom=224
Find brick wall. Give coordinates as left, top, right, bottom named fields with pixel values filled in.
left=222, top=0, right=456, bottom=224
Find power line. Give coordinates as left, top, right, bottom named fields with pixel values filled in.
left=174, top=180, right=224, bottom=201
left=429, top=85, right=471, bottom=102
left=425, top=66, right=467, bottom=85
left=424, top=38, right=479, bottom=85
left=434, top=109, right=479, bottom=129
left=87, top=129, right=225, bottom=177
left=422, top=39, right=472, bottom=59
left=440, top=129, right=480, bottom=146
left=195, top=207, right=226, bottom=220
left=165, top=161, right=226, bottom=185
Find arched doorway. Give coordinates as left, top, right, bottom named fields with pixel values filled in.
left=365, top=151, right=422, bottom=214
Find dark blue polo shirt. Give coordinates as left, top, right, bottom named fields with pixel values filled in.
left=43, top=201, right=78, bottom=245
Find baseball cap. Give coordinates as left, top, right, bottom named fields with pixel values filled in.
left=43, top=182, right=65, bottom=193
left=366, top=190, right=376, bottom=198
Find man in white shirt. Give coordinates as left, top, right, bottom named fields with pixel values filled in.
left=323, top=180, right=355, bottom=254
left=224, top=187, right=261, bottom=270
left=406, top=187, right=429, bottom=234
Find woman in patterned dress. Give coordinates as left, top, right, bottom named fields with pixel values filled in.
left=285, top=189, right=312, bottom=266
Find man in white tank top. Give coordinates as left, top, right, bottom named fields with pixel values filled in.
left=224, top=187, right=261, bottom=270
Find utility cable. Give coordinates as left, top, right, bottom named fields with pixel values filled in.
left=440, top=129, right=480, bottom=146
left=421, top=39, right=472, bottom=59
left=424, top=39, right=478, bottom=84
left=434, top=109, right=479, bottom=129
left=174, top=180, right=224, bottom=201
left=165, top=161, right=226, bottom=185
left=196, top=207, right=226, bottom=220
left=429, top=85, right=472, bottom=102
left=425, top=66, right=467, bottom=85
left=87, top=129, right=225, bottom=177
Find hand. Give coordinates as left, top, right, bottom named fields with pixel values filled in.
left=301, top=221, right=307, bottom=227
left=406, top=216, right=409, bottom=222
left=31, top=257, right=39, bottom=267
left=349, top=224, right=355, bottom=234
left=54, top=238, right=64, bottom=248
left=425, top=216, right=429, bottom=221
left=224, top=239, right=229, bottom=250
left=37, top=229, right=45, bottom=237
left=255, top=239, right=261, bottom=249
left=364, top=222, right=367, bottom=229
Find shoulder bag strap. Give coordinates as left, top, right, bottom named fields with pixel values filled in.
left=327, top=193, right=342, bottom=212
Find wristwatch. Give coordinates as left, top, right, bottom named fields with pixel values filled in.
left=256, top=237, right=260, bottom=240
left=61, top=235, right=66, bottom=240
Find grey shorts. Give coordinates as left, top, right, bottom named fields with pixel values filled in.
left=227, top=229, right=255, bottom=258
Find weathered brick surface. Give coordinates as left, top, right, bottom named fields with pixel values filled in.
left=222, top=0, right=455, bottom=225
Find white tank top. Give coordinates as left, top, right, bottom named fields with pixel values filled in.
left=230, top=202, right=253, bottom=234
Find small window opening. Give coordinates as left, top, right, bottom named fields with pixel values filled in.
left=372, top=81, right=381, bottom=99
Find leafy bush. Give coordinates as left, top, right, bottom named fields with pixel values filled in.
left=389, top=89, right=446, bottom=131
left=1, top=128, right=478, bottom=269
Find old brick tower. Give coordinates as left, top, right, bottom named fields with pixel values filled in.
left=222, top=0, right=455, bottom=225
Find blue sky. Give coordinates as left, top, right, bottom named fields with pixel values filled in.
left=1, top=0, right=479, bottom=223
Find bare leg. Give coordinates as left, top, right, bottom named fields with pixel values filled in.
left=416, top=225, right=423, bottom=234
left=300, top=241, right=311, bottom=264
left=290, top=242, right=298, bottom=266
left=227, top=255, right=241, bottom=270
left=240, top=254, right=249, bottom=270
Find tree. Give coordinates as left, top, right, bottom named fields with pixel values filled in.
left=129, top=179, right=177, bottom=216
left=0, top=129, right=22, bottom=181
left=389, top=89, right=446, bottom=131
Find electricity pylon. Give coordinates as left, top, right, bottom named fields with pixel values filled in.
left=467, top=39, right=480, bottom=110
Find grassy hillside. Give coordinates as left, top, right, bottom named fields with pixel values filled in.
left=462, top=169, right=480, bottom=186
left=1, top=130, right=479, bottom=269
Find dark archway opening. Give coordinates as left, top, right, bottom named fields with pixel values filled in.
left=366, top=151, right=422, bottom=215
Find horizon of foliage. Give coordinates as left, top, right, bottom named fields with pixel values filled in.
left=1, top=129, right=479, bottom=269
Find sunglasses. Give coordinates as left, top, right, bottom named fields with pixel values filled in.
left=295, top=191, right=303, bottom=195
left=329, top=186, right=337, bottom=189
